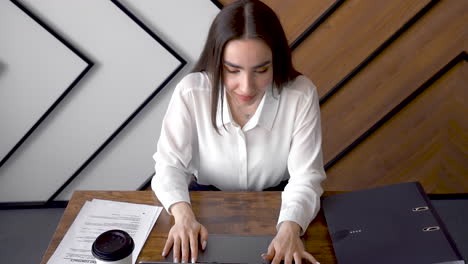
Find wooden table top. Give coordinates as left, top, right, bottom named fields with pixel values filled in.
left=41, top=191, right=337, bottom=264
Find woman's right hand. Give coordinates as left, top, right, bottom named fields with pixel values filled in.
left=162, top=202, right=209, bottom=263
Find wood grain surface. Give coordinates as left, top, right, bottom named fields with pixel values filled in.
left=293, top=0, right=431, bottom=98
left=320, top=0, right=467, bottom=185
left=41, top=191, right=338, bottom=264
left=325, top=60, right=468, bottom=193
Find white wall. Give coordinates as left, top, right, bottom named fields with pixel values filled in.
left=0, top=0, right=219, bottom=203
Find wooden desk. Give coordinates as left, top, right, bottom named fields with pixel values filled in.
left=41, top=191, right=337, bottom=264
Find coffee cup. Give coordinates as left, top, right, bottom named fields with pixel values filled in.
left=92, top=229, right=134, bottom=264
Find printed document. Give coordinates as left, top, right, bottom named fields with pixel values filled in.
left=47, top=199, right=162, bottom=264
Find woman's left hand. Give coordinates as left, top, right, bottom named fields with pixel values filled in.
left=262, top=221, right=319, bottom=264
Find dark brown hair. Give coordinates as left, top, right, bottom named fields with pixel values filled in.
left=192, top=0, right=300, bottom=132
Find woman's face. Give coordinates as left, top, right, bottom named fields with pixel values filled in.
left=222, top=38, right=273, bottom=107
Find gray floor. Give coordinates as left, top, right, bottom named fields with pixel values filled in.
left=0, top=208, right=65, bottom=264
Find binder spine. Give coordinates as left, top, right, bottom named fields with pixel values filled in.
left=414, top=182, right=464, bottom=261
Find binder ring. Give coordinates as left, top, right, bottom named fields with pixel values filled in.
left=412, top=206, right=429, bottom=212
left=422, top=226, right=440, bottom=232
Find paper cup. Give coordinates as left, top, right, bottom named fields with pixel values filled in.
left=92, top=229, right=134, bottom=264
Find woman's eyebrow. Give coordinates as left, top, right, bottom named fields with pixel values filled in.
left=223, top=60, right=271, bottom=69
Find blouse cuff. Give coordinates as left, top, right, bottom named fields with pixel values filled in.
left=154, top=189, right=191, bottom=216
left=276, top=205, right=310, bottom=236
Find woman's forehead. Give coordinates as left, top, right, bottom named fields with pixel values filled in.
left=223, top=38, right=272, bottom=67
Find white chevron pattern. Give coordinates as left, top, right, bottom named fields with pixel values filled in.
left=0, top=0, right=89, bottom=166
left=0, top=0, right=205, bottom=203
left=55, top=0, right=218, bottom=201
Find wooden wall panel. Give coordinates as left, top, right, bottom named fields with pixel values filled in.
left=292, top=0, right=430, bottom=98
left=218, top=0, right=336, bottom=44
left=325, top=61, right=468, bottom=193
left=321, top=0, right=467, bottom=168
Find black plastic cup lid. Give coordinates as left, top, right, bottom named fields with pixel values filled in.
left=92, top=229, right=134, bottom=261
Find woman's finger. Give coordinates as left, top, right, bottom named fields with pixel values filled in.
left=267, top=241, right=276, bottom=260
left=293, top=252, right=302, bottom=264
left=173, top=236, right=181, bottom=263
left=181, top=234, right=190, bottom=263
left=271, top=253, right=282, bottom=264
left=271, top=243, right=285, bottom=264
left=284, top=252, right=293, bottom=264
left=261, top=241, right=275, bottom=260
left=162, top=235, right=174, bottom=257
left=199, top=225, right=209, bottom=250
left=303, top=251, right=319, bottom=264
left=189, top=231, right=199, bottom=263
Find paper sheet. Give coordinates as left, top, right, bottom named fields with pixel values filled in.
left=47, top=199, right=162, bottom=264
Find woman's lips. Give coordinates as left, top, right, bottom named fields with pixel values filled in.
left=236, top=94, right=255, bottom=102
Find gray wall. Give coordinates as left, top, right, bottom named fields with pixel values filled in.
left=0, top=0, right=219, bottom=203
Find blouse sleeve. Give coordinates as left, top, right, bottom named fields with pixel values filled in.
left=277, top=78, right=327, bottom=235
left=151, top=74, right=196, bottom=215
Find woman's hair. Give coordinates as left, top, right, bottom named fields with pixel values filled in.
left=192, top=0, right=300, bottom=132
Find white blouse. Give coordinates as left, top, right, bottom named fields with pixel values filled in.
left=152, top=72, right=326, bottom=234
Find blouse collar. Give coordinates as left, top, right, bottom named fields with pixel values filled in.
left=216, top=84, right=279, bottom=132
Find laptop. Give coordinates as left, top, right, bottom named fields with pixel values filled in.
left=139, top=234, right=273, bottom=264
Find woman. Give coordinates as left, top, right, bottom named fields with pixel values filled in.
left=152, top=1, right=325, bottom=263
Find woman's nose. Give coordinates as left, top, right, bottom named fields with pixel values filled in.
left=240, top=74, right=254, bottom=93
